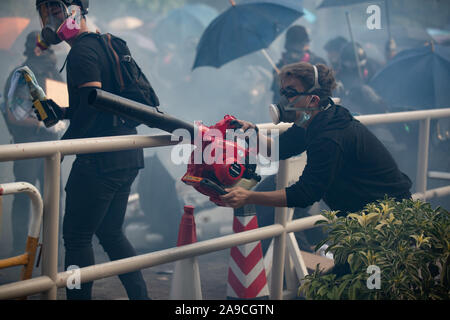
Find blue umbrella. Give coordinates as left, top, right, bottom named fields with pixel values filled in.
left=192, top=0, right=304, bottom=70
left=153, top=4, right=218, bottom=46
left=370, top=43, right=450, bottom=109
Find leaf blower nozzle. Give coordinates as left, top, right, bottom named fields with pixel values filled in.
left=88, top=89, right=196, bottom=136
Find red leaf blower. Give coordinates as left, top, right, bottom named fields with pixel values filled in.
left=88, top=89, right=261, bottom=205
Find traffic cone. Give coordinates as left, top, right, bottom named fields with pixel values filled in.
left=226, top=205, right=269, bottom=299
left=170, top=205, right=202, bottom=300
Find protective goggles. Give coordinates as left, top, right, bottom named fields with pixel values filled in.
left=279, top=64, right=322, bottom=99
left=280, top=87, right=313, bottom=99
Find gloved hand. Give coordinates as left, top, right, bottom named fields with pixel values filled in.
left=33, top=99, right=65, bottom=128
left=230, top=119, right=259, bottom=133
left=33, top=99, right=65, bottom=121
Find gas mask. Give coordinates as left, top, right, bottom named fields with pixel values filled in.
left=269, top=65, right=322, bottom=127
left=37, top=1, right=82, bottom=46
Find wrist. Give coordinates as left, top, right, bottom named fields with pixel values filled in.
left=247, top=190, right=257, bottom=204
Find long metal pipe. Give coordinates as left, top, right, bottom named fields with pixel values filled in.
left=428, top=171, right=450, bottom=180
left=56, top=224, right=284, bottom=288
left=0, top=276, right=54, bottom=300
left=0, top=109, right=448, bottom=163
left=257, top=108, right=450, bottom=132
left=0, top=134, right=177, bottom=162
left=412, top=185, right=450, bottom=201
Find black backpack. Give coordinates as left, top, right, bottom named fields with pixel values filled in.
left=96, top=33, right=161, bottom=128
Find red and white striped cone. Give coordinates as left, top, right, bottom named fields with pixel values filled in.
left=226, top=205, right=269, bottom=299
left=170, top=205, right=202, bottom=300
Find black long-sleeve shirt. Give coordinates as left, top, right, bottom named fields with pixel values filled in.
left=278, top=104, right=412, bottom=214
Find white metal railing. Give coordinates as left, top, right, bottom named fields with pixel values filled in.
left=0, top=182, right=43, bottom=240
left=0, top=107, right=449, bottom=300
left=0, top=183, right=43, bottom=284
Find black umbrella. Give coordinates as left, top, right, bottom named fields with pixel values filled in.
left=192, top=0, right=304, bottom=72
left=370, top=43, right=450, bottom=109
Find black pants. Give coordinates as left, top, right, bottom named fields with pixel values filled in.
left=63, top=159, right=148, bottom=300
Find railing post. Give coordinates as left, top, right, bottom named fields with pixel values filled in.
left=416, top=118, right=431, bottom=198
left=270, top=160, right=289, bottom=300
left=41, top=152, right=61, bottom=300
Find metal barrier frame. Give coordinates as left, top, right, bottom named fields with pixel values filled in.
left=0, top=108, right=449, bottom=300
left=0, top=182, right=43, bottom=285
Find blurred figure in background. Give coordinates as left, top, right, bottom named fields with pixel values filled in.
left=323, top=36, right=349, bottom=99
left=337, top=41, right=382, bottom=92
left=323, top=36, right=348, bottom=72
left=1, top=31, right=64, bottom=256
left=271, top=25, right=327, bottom=103
left=385, top=38, right=398, bottom=62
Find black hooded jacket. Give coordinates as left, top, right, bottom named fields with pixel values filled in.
left=279, top=103, right=412, bottom=214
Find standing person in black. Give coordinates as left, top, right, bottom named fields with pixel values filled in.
left=35, top=0, right=149, bottom=300
left=271, top=25, right=327, bottom=104
left=337, top=42, right=382, bottom=93
left=2, top=31, right=63, bottom=256
left=219, top=62, right=412, bottom=216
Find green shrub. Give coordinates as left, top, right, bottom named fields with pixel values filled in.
left=299, top=198, right=449, bottom=300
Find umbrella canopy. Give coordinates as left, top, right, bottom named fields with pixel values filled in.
left=192, top=0, right=304, bottom=70
left=0, top=17, right=30, bottom=50
left=153, top=3, right=218, bottom=46
left=370, top=43, right=450, bottom=109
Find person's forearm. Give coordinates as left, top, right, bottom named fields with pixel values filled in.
left=248, top=189, right=287, bottom=207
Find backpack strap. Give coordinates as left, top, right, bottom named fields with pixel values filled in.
left=60, top=32, right=100, bottom=73
left=104, top=34, right=125, bottom=92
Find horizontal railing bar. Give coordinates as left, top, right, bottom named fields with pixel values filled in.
left=413, top=185, right=450, bottom=201
left=1, top=108, right=448, bottom=162
left=428, top=171, right=450, bottom=180
left=257, top=108, right=450, bottom=132
left=0, top=276, right=54, bottom=300
left=356, top=108, right=450, bottom=126
left=55, top=224, right=285, bottom=287
left=0, top=134, right=179, bottom=162
left=286, top=215, right=327, bottom=234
